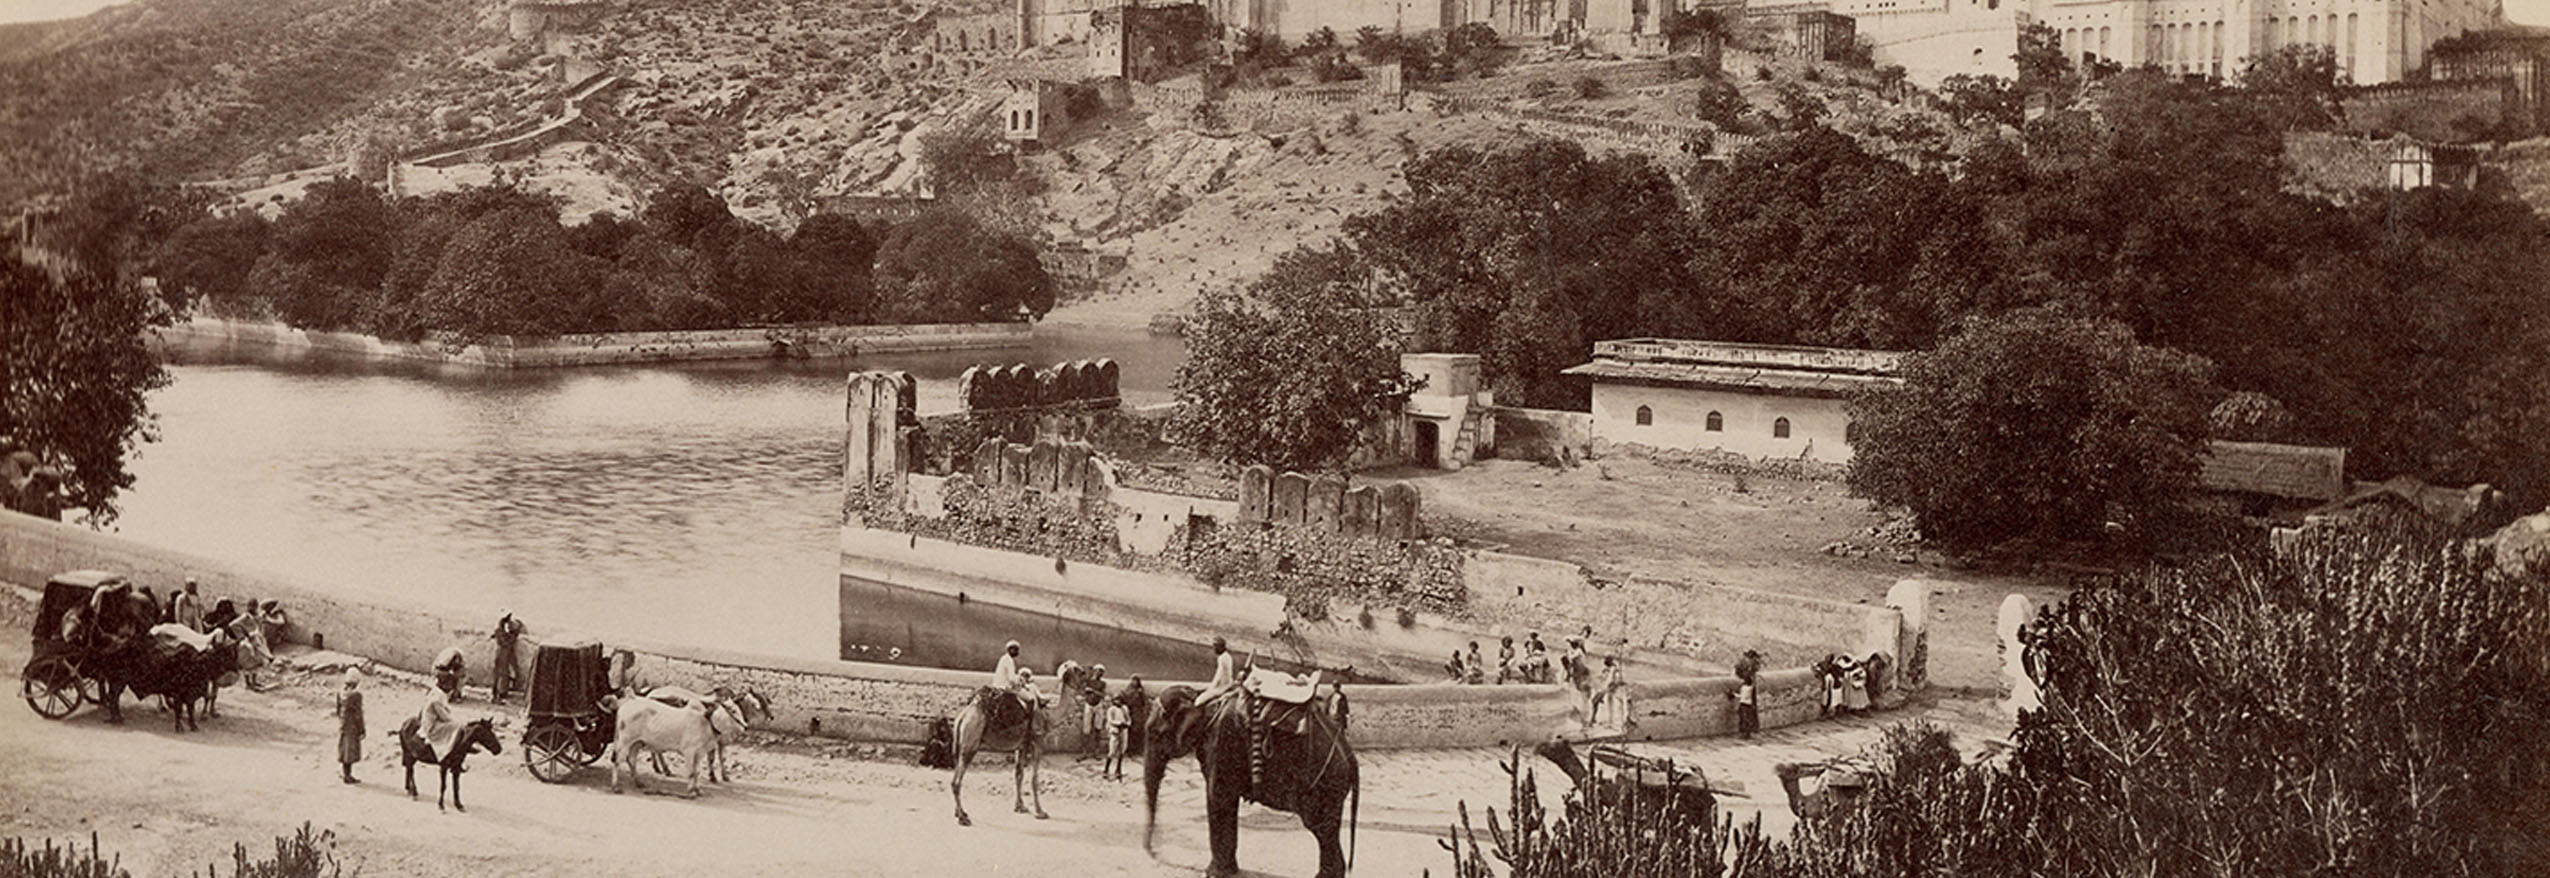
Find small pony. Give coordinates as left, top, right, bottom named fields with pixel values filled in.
left=397, top=716, right=505, bottom=812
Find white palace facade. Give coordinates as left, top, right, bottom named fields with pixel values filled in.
left=1845, top=0, right=2505, bottom=85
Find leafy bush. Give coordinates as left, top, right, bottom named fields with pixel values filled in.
left=1524, top=78, right=1558, bottom=99
left=4, top=833, right=127, bottom=878
left=1449, top=528, right=2550, bottom=876
left=1572, top=77, right=1609, bottom=99
left=3, top=825, right=340, bottom=878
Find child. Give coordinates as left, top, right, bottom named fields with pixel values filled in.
left=334, top=668, right=365, bottom=783
left=1103, top=697, right=1132, bottom=781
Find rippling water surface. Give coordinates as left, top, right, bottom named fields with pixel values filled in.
left=115, top=328, right=1183, bottom=662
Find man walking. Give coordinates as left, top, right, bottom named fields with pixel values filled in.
left=1103, top=696, right=1132, bottom=781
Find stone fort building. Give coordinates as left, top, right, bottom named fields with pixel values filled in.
left=1845, top=0, right=2505, bottom=85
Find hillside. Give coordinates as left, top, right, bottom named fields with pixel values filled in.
left=4, top=0, right=1966, bottom=328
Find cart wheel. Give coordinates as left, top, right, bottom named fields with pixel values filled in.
left=21, top=657, right=81, bottom=720
left=69, top=662, right=104, bottom=706
left=525, top=724, right=583, bottom=783
left=576, top=742, right=608, bottom=766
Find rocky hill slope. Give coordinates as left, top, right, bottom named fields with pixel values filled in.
left=5, top=0, right=1967, bottom=327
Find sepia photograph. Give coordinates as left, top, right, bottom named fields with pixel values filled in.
left=2, top=0, right=2545, bottom=875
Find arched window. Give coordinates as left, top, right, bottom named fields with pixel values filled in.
left=1634, top=405, right=1654, bottom=426
left=1705, top=411, right=1723, bottom=432
left=1772, top=417, right=1791, bottom=439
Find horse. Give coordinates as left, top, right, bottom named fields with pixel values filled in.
left=398, top=716, right=504, bottom=812
left=947, top=685, right=1049, bottom=826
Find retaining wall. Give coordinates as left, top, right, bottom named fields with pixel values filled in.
left=1491, top=406, right=1593, bottom=461
left=160, top=317, right=1031, bottom=367
left=4, top=510, right=1852, bottom=749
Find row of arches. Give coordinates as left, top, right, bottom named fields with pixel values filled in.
left=1633, top=406, right=1791, bottom=438
left=2055, top=12, right=2367, bottom=79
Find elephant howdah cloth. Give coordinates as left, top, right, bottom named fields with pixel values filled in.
left=1240, top=692, right=1334, bottom=812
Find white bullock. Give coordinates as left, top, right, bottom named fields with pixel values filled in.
left=637, top=686, right=769, bottom=783
left=609, top=694, right=718, bottom=797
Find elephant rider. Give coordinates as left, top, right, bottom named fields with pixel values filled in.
left=1199, top=637, right=1239, bottom=706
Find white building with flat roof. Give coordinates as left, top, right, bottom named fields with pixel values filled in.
left=1844, top=0, right=2502, bottom=86
left=1562, top=339, right=1904, bottom=465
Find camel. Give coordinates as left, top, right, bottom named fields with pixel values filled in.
left=946, top=685, right=1049, bottom=826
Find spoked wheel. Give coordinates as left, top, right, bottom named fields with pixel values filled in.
left=71, top=662, right=104, bottom=706
left=524, top=724, right=583, bottom=783
left=21, top=657, right=81, bottom=720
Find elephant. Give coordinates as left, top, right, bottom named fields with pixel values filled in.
left=1143, top=685, right=1360, bottom=878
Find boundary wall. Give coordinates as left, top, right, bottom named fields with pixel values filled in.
left=7, top=510, right=1857, bottom=749
left=161, top=317, right=1030, bottom=368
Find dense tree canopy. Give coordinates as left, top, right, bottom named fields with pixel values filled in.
left=872, top=209, right=1055, bottom=323
left=1248, top=65, right=2550, bottom=517
left=1345, top=139, right=1692, bottom=408
left=1847, top=310, right=2221, bottom=548
left=155, top=179, right=1043, bottom=339
left=1, top=254, right=171, bottom=525
left=1169, top=247, right=1416, bottom=471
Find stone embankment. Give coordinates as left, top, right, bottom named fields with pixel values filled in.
left=161, top=317, right=1030, bottom=367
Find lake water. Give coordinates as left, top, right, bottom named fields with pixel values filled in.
left=116, top=327, right=1188, bottom=672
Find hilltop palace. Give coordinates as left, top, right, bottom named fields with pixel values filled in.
left=914, top=0, right=2505, bottom=85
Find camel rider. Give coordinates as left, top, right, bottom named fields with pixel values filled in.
left=1014, top=667, right=1040, bottom=709
left=1199, top=637, right=1239, bottom=705
left=993, top=641, right=1023, bottom=693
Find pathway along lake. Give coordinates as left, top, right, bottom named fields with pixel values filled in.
left=118, top=327, right=1193, bottom=676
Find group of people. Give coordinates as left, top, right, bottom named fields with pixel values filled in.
left=1441, top=626, right=1633, bottom=730
left=397, top=611, right=529, bottom=787
left=128, top=577, right=289, bottom=694
left=989, top=640, right=1152, bottom=782
left=429, top=610, right=527, bottom=705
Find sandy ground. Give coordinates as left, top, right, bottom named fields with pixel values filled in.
left=0, top=578, right=2016, bottom=877
left=1383, top=458, right=2070, bottom=691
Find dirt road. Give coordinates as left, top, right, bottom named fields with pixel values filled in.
left=0, top=631, right=1469, bottom=877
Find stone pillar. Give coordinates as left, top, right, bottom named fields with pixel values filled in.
left=1028, top=441, right=1060, bottom=492
left=1378, top=483, right=1420, bottom=540
left=1057, top=443, right=1090, bottom=498
left=1001, top=443, right=1032, bottom=488
left=1238, top=465, right=1273, bottom=524
left=1997, top=593, right=2040, bottom=720
left=844, top=371, right=907, bottom=509
left=1343, top=485, right=1379, bottom=538
left=1273, top=472, right=1310, bottom=526
left=1886, top=579, right=1932, bottom=697
left=972, top=438, right=1005, bottom=484
left=1306, top=475, right=1347, bottom=534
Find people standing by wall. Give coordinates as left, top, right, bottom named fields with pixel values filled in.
left=1463, top=641, right=1487, bottom=685
left=489, top=611, right=524, bottom=705
left=334, top=668, right=365, bottom=783
left=1103, top=696, right=1131, bottom=781
left=1496, top=635, right=1516, bottom=684
left=1595, top=656, right=1630, bottom=731
left=1733, top=648, right=1761, bottom=739
left=1445, top=649, right=1468, bottom=683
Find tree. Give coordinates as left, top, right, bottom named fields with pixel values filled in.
left=1, top=254, right=172, bottom=525
left=2207, top=390, right=2294, bottom=442
left=789, top=213, right=879, bottom=323
left=1344, top=139, right=1693, bottom=408
left=1169, top=247, right=1417, bottom=471
left=2238, top=44, right=2345, bottom=130
left=1937, top=74, right=2022, bottom=127
left=640, top=181, right=737, bottom=254
left=1847, top=310, right=2220, bottom=549
left=2012, top=21, right=2076, bottom=98
left=412, top=208, right=603, bottom=340
left=260, top=176, right=402, bottom=329
left=871, top=209, right=1053, bottom=323
left=154, top=211, right=272, bottom=308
